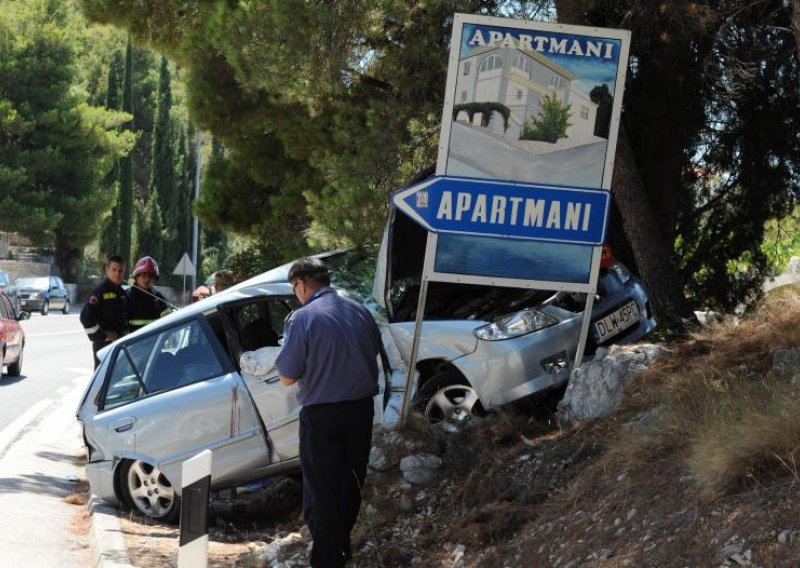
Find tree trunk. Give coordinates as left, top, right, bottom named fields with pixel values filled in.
left=612, top=128, right=695, bottom=327
left=793, top=1, right=800, bottom=56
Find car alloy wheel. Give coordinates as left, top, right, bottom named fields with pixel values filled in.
left=121, top=459, right=180, bottom=522
left=416, top=371, right=485, bottom=431
left=41, top=301, right=49, bottom=316
left=62, top=299, right=70, bottom=314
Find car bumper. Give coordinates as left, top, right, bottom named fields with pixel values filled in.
left=86, top=460, right=119, bottom=506
left=21, top=299, right=44, bottom=310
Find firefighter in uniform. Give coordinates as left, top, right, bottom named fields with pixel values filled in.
left=128, top=256, right=171, bottom=333
left=80, top=255, right=129, bottom=368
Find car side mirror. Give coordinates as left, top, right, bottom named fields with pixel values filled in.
left=17, top=311, right=30, bottom=321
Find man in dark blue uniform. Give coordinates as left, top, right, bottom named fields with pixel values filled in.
left=80, top=255, right=129, bottom=368
left=276, top=258, right=381, bottom=568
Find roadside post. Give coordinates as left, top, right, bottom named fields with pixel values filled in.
left=177, top=449, right=212, bottom=568
left=397, top=14, right=630, bottom=429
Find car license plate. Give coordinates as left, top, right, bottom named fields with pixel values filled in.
left=594, top=301, right=641, bottom=343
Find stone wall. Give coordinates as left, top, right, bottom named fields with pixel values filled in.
left=0, top=260, right=51, bottom=279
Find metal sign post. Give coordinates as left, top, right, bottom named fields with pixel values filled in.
left=172, top=252, right=197, bottom=305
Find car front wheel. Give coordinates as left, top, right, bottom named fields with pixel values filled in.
left=415, top=371, right=485, bottom=430
left=62, top=299, right=70, bottom=314
left=120, top=459, right=180, bottom=522
left=40, top=301, right=49, bottom=316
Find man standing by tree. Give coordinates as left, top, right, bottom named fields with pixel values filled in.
left=276, top=258, right=382, bottom=567
left=80, top=255, right=129, bottom=368
left=127, top=256, right=171, bottom=332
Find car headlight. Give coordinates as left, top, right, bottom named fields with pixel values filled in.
left=609, top=262, right=631, bottom=284
left=474, top=308, right=558, bottom=341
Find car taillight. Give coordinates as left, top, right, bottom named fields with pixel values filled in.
left=600, top=243, right=615, bottom=269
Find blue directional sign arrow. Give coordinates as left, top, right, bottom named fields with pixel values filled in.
left=392, top=176, right=610, bottom=245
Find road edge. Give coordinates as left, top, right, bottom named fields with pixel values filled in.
left=89, top=497, right=133, bottom=568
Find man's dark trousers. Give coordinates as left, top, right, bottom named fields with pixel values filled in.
left=300, top=397, right=374, bottom=568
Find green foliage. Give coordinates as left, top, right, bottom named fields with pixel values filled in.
left=520, top=94, right=571, bottom=143
left=0, top=0, right=134, bottom=279
left=452, top=102, right=511, bottom=132
left=136, top=188, right=163, bottom=262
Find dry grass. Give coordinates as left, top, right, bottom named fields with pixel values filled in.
left=603, top=287, right=800, bottom=496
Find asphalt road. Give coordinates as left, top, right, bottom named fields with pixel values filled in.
left=0, top=311, right=95, bottom=567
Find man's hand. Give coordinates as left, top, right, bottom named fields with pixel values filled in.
left=279, top=375, right=296, bottom=386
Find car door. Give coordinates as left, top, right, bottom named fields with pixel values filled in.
left=226, top=296, right=302, bottom=463
left=48, top=277, right=65, bottom=310
left=80, top=316, right=270, bottom=488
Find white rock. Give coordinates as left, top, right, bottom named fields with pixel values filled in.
left=400, top=453, right=443, bottom=485
left=777, top=529, right=792, bottom=544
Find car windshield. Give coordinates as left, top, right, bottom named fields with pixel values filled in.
left=17, top=277, right=49, bottom=289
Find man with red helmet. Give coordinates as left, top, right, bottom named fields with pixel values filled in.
left=128, top=256, right=171, bottom=333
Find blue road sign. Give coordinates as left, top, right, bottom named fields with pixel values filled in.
left=392, top=176, right=610, bottom=246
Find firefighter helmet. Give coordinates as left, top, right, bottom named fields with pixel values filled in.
left=132, top=256, right=160, bottom=280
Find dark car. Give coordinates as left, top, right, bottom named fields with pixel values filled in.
left=0, top=290, right=29, bottom=376
left=18, top=275, right=70, bottom=315
left=0, top=271, right=21, bottom=314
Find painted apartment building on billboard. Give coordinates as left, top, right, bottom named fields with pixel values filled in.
left=454, top=41, right=599, bottom=142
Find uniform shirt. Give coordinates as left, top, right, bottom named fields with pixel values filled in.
left=128, top=286, right=169, bottom=332
left=276, top=287, right=381, bottom=406
left=80, top=279, right=129, bottom=343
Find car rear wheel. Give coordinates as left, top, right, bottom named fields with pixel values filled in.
left=415, top=371, right=485, bottom=430
left=40, top=301, right=49, bottom=316
left=120, top=459, right=180, bottom=522
left=62, top=299, right=70, bottom=314
left=7, top=346, right=22, bottom=377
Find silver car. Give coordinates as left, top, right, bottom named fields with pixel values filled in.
left=77, top=280, right=313, bottom=521
left=77, top=214, right=656, bottom=521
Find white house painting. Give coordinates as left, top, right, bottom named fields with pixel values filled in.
left=441, top=20, right=629, bottom=190
left=456, top=42, right=598, bottom=141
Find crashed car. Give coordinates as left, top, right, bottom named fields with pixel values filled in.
left=323, top=210, right=657, bottom=427
left=77, top=209, right=655, bottom=521
left=76, top=278, right=346, bottom=521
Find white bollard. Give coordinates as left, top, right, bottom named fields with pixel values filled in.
left=177, top=449, right=212, bottom=568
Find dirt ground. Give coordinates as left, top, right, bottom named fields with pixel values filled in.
left=116, top=394, right=800, bottom=567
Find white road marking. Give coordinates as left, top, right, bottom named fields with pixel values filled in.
left=0, top=399, right=51, bottom=456
left=38, top=381, right=88, bottom=446
left=25, top=330, right=83, bottom=338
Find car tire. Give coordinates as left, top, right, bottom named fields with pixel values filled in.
left=7, top=346, right=22, bottom=377
left=120, top=459, right=180, bottom=523
left=62, top=299, right=70, bottom=314
left=13, top=297, right=21, bottom=315
left=414, top=371, right=485, bottom=430
left=40, top=301, right=49, bottom=316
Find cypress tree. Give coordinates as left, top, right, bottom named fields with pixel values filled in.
left=101, top=50, right=124, bottom=258
left=149, top=55, right=177, bottom=273
left=118, top=38, right=134, bottom=269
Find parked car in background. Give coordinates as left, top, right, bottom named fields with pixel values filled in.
left=18, top=275, right=70, bottom=315
left=0, top=271, right=21, bottom=314
left=0, top=290, right=29, bottom=376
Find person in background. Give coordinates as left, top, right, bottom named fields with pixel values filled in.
left=80, top=255, right=129, bottom=368
left=128, top=256, right=171, bottom=333
left=276, top=258, right=382, bottom=567
left=191, top=269, right=235, bottom=302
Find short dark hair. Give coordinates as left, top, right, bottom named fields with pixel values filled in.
left=106, top=255, right=124, bottom=267
left=287, top=257, right=330, bottom=287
